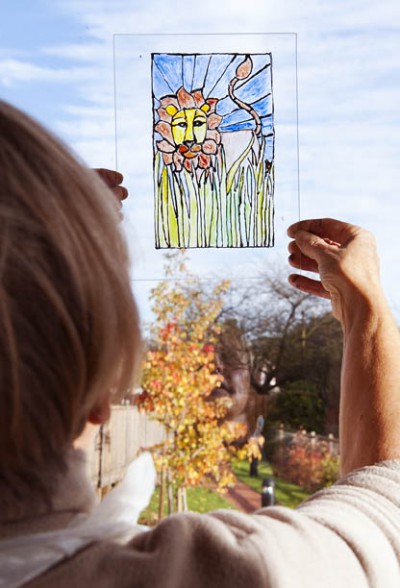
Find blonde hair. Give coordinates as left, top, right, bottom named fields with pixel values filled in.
left=0, top=101, right=140, bottom=490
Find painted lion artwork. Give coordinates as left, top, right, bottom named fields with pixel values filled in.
left=152, top=53, right=275, bottom=249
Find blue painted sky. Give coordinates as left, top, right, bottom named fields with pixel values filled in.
left=1, top=0, right=400, bottom=316
left=153, top=53, right=273, bottom=145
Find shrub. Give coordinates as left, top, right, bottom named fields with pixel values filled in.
left=271, top=428, right=340, bottom=492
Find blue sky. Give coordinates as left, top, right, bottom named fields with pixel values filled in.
left=1, top=0, right=400, bottom=317
left=1, top=2, right=83, bottom=119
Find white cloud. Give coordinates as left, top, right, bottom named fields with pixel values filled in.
left=53, top=0, right=400, bottom=39
left=41, top=43, right=110, bottom=62
left=0, top=58, right=96, bottom=87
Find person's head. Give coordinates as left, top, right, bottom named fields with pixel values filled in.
left=0, top=101, right=140, bottom=501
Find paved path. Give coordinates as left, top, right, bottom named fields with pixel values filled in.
left=226, top=476, right=263, bottom=513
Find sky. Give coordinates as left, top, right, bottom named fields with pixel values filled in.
left=1, top=0, right=400, bottom=318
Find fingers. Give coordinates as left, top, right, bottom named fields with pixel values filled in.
left=93, top=168, right=129, bottom=206
left=94, top=168, right=124, bottom=188
left=111, top=185, right=128, bottom=201
left=291, top=229, right=340, bottom=264
left=288, top=274, right=331, bottom=300
left=288, top=240, right=319, bottom=273
left=288, top=253, right=318, bottom=274
left=287, top=218, right=359, bottom=245
left=287, top=219, right=341, bottom=301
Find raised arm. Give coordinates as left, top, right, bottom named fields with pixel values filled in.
left=287, top=218, right=400, bottom=475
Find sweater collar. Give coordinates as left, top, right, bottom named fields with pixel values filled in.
left=0, top=452, right=156, bottom=588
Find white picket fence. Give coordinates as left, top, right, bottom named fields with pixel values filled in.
left=273, top=426, right=340, bottom=456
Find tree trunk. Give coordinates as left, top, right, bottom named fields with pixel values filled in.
left=167, top=468, right=174, bottom=514
left=176, top=487, right=188, bottom=512
left=158, top=466, right=166, bottom=521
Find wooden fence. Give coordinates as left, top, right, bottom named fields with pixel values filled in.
left=82, top=405, right=165, bottom=492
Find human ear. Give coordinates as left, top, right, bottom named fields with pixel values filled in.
left=87, top=398, right=111, bottom=425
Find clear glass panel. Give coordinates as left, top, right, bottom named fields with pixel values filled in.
left=114, top=34, right=299, bottom=318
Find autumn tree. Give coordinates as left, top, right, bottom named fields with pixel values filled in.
left=139, top=253, right=246, bottom=515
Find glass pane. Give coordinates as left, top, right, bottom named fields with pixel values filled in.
left=114, top=33, right=299, bottom=318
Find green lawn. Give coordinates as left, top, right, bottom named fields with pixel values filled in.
left=139, top=484, right=236, bottom=526
left=232, top=460, right=311, bottom=509
left=139, top=461, right=311, bottom=526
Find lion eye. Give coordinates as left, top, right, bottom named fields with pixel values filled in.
left=176, top=122, right=187, bottom=128
left=193, top=120, right=205, bottom=127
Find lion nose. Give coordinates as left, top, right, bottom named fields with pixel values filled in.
left=184, top=140, right=195, bottom=148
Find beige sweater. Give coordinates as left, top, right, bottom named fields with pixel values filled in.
left=2, top=455, right=400, bottom=588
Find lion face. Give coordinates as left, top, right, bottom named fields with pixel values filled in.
left=155, top=87, right=222, bottom=173
left=166, top=104, right=210, bottom=159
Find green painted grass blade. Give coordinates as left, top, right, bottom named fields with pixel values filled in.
left=200, top=171, right=216, bottom=247
left=245, top=165, right=255, bottom=246
left=236, top=167, right=246, bottom=247
left=199, top=171, right=211, bottom=247
left=154, top=152, right=162, bottom=248
left=209, top=171, right=219, bottom=247
left=218, top=149, right=228, bottom=247
left=162, top=166, right=179, bottom=247
left=183, top=169, right=199, bottom=247
left=172, top=172, right=189, bottom=248
left=159, top=164, right=171, bottom=247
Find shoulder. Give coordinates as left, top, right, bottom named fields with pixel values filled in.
left=127, top=510, right=269, bottom=586
left=29, top=463, right=400, bottom=588
left=28, top=511, right=270, bottom=588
